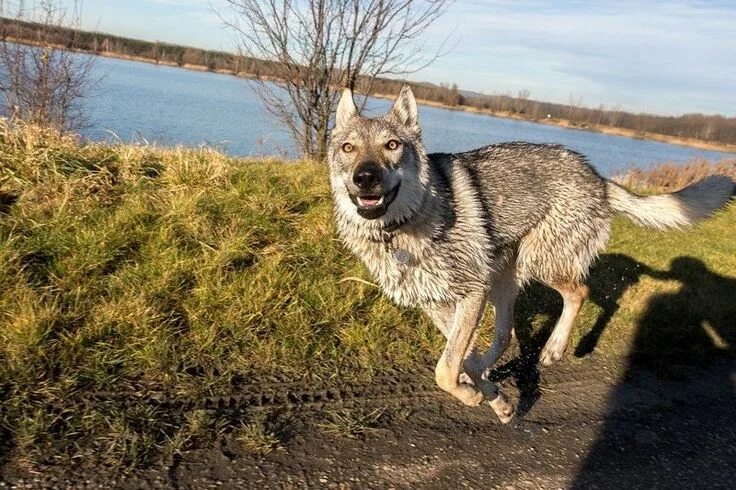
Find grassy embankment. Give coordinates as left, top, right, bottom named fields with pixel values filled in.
left=1, top=122, right=735, bottom=467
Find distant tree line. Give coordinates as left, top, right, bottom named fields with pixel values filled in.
left=2, top=16, right=734, bottom=145
left=457, top=92, right=736, bottom=144
left=0, top=16, right=276, bottom=74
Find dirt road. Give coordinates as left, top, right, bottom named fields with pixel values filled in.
left=2, top=355, right=734, bottom=489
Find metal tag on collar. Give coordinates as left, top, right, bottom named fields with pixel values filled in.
left=393, top=248, right=411, bottom=265
left=381, top=230, right=411, bottom=265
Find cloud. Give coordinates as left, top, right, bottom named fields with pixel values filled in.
left=416, top=0, right=736, bottom=115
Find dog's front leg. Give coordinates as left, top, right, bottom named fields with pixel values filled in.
left=424, top=302, right=480, bottom=386
left=434, top=292, right=487, bottom=407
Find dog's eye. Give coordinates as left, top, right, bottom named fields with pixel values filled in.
left=342, top=142, right=354, bottom=153
left=385, top=139, right=401, bottom=151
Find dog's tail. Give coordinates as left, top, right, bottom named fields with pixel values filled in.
left=606, top=175, right=735, bottom=230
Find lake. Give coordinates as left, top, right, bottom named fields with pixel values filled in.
left=82, top=56, right=735, bottom=177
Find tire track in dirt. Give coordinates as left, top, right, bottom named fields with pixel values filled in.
left=51, top=360, right=622, bottom=415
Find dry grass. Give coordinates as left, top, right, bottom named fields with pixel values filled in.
left=318, top=408, right=387, bottom=439
left=236, top=412, right=284, bottom=455
left=613, top=158, right=736, bottom=192
left=0, top=120, right=435, bottom=467
left=1, top=120, right=734, bottom=467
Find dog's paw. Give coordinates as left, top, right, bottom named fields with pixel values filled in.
left=459, top=384, right=484, bottom=406
left=540, top=339, right=566, bottom=366
left=489, top=393, right=515, bottom=424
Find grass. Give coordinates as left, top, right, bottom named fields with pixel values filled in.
left=613, top=158, right=736, bottom=191
left=318, top=408, right=387, bottom=439
left=1, top=120, right=735, bottom=468
left=236, top=412, right=284, bottom=455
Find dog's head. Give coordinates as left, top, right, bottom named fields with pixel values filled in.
left=328, top=86, right=429, bottom=227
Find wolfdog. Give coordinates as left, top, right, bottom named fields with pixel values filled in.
left=327, top=85, right=735, bottom=423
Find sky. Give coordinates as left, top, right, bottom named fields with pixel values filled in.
left=55, top=0, right=736, bottom=116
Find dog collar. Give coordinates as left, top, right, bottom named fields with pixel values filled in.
left=365, top=217, right=414, bottom=265
left=381, top=218, right=407, bottom=234
left=366, top=189, right=430, bottom=265
left=366, top=213, right=411, bottom=243
left=378, top=231, right=412, bottom=265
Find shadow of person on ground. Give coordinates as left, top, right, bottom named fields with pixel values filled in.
left=572, top=256, right=736, bottom=487
left=490, top=253, right=666, bottom=416
left=575, top=253, right=669, bottom=358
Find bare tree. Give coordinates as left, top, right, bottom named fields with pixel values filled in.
left=0, top=0, right=96, bottom=131
left=567, top=94, right=584, bottom=124
left=222, top=0, right=451, bottom=161
left=512, top=89, right=530, bottom=114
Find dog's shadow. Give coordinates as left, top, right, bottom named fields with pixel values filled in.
left=488, top=253, right=672, bottom=416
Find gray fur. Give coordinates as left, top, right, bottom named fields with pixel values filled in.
left=328, top=86, right=735, bottom=422
left=607, top=176, right=735, bottom=229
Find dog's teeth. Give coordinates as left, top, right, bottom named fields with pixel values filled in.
left=376, top=196, right=384, bottom=205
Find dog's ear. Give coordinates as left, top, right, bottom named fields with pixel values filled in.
left=336, top=88, right=357, bottom=129
left=390, top=85, right=418, bottom=127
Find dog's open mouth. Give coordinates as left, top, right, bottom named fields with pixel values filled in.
left=349, top=184, right=400, bottom=219
left=356, top=195, right=384, bottom=207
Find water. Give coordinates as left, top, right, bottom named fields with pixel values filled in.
left=82, top=56, right=735, bottom=177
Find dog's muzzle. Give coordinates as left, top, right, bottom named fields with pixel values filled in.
left=348, top=182, right=401, bottom=219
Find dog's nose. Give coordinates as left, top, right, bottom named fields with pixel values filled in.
left=352, top=164, right=382, bottom=190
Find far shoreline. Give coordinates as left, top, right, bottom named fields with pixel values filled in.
left=369, top=94, right=736, bottom=155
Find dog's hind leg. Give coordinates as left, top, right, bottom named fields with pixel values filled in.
left=539, top=281, right=589, bottom=365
